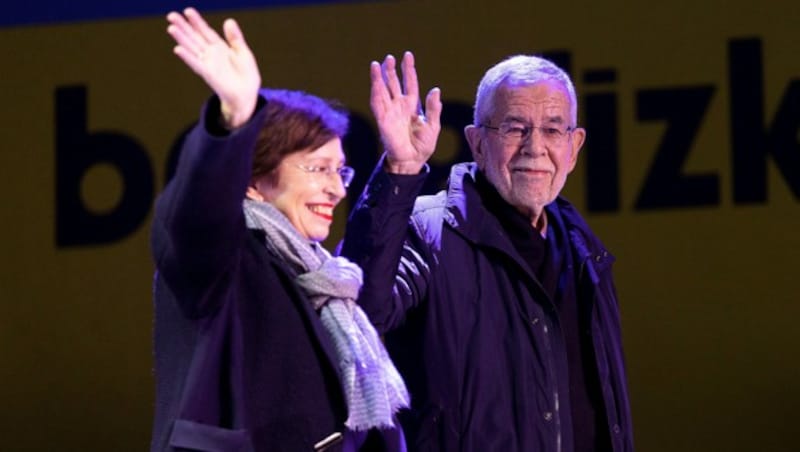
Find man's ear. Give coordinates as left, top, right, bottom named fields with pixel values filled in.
left=567, top=127, right=586, bottom=173
left=465, top=125, right=484, bottom=168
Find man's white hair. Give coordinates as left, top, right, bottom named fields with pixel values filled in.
left=473, top=55, right=578, bottom=126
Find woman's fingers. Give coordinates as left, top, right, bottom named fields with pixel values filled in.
left=222, top=18, right=246, bottom=50
left=166, top=21, right=203, bottom=59
left=182, top=7, right=223, bottom=45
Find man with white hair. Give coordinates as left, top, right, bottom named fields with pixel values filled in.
left=341, top=52, right=634, bottom=451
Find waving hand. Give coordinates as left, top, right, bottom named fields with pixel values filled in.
left=166, top=7, right=261, bottom=129
left=370, top=52, right=442, bottom=174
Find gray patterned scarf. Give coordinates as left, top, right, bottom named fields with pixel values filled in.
left=243, top=199, right=409, bottom=430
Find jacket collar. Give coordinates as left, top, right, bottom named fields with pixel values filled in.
left=442, top=162, right=512, bottom=252
left=442, top=162, right=615, bottom=277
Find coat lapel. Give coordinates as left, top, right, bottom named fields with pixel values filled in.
left=247, top=230, right=343, bottom=382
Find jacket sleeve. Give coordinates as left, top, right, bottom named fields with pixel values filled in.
left=151, top=95, right=267, bottom=319
left=340, top=157, right=432, bottom=333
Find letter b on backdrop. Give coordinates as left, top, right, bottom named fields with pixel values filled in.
left=55, top=85, right=153, bottom=247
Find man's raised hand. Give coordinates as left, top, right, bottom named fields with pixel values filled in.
left=370, top=51, right=442, bottom=174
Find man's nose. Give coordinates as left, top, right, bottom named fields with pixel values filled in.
left=521, top=128, right=547, bottom=156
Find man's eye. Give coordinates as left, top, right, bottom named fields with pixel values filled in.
left=506, top=126, right=527, bottom=136
left=543, top=127, right=562, bottom=136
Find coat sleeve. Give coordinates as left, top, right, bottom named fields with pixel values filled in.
left=340, top=157, right=432, bottom=333
left=151, top=95, right=267, bottom=319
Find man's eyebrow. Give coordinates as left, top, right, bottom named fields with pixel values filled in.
left=502, top=114, right=566, bottom=125
left=502, top=114, right=529, bottom=123
left=542, top=115, right=566, bottom=124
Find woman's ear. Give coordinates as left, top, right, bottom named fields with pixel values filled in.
left=245, top=185, right=264, bottom=201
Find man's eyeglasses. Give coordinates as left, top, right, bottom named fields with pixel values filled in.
left=293, top=164, right=356, bottom=188
left=479, top=121, right=575, bottom=146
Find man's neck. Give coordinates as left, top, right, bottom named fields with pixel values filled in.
left=529, top=210, right=548, bottom=238
left=474, top=170, right=549, bottom=238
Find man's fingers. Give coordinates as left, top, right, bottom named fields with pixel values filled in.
left=369, top=61, right=389, bottom=116
left=401, top=51, right=419, bottom=101
left=382, top=54, right=403, bottom=99
left=424, top=87, right=443, bottom=128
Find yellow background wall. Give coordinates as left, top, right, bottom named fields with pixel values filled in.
left=0, top=1, right=797, bottom=450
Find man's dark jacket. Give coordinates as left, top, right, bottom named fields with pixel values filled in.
left=341, top=161, right=634, bottom=452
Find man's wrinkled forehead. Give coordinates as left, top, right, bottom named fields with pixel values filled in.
left=489, top=81, right=573, bottom=120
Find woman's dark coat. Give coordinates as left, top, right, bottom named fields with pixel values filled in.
left=151, top=97, right=350, bottom=452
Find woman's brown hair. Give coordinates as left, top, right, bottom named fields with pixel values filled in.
left=251, top=89, right=349, bottom=182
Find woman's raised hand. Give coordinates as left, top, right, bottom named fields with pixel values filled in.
left=166, top=7, right=261, bottom=129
